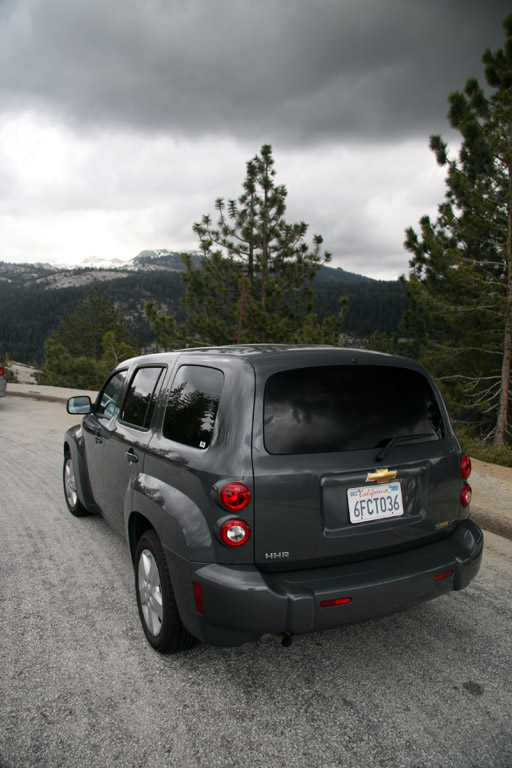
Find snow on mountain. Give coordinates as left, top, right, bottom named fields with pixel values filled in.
left=76, top=255, right=133, bottom=270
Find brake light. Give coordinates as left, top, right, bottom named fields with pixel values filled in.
left=219, top=519, right=251, bottom=547
left=220, top=482, right=251, bottom=511
left=461, top=484, right=472, bottom=508
left=461, top=456, right=471, bottom=480
left=0, top=367, right=4, bottom=376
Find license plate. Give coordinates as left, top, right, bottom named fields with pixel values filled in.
left=347, top=482, right=404, bottom=524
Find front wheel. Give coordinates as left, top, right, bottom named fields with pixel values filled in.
left=135, top=530, right=195, bottom=654
left=63, top=451, right=89, bottom=517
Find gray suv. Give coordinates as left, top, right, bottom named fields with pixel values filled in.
left=64, top=345, right=483, bottom=653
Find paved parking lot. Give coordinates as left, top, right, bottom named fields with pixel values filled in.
left=1, top=395, right=511, bottom=768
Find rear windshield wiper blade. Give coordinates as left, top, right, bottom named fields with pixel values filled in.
left=375, top=433, right=435, bottom=463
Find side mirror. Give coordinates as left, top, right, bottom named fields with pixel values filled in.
left=67, top=395, right=92, bottom=415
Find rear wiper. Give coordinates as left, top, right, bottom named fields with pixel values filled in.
left=375, top=433, right=435, bottom=463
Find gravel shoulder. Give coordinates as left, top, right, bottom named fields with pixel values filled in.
left=469, top=459, right=512, bottom=541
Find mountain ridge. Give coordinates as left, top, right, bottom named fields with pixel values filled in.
left=0, top=251, right=405, bottom=365
left=0, top=249, right=375, bottom=287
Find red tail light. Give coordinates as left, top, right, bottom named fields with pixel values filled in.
left=461, top=484, right=472, bottom=508
left=0, top=367, right=4, bottom=376
left=220, top=482, right=251, bottom=511
left=461, top=456, right=471, bottom=480
left=219, top=519, right=251, bottom=547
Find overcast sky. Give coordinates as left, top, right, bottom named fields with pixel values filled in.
left=0, top=0, right=509, bottom=280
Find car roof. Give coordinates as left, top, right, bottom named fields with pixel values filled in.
left=117, top=344, right=425, bottom=374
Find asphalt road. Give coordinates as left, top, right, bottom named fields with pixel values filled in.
left=1, top=396, right=511, bottom=768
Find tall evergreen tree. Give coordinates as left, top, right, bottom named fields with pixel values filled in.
left=166, top=144, right=345, bottom=346
left=403, top=13, right=512, bottom=444
left=39, top=285, right=136, bottom=388
left=56, top=284, right=133, bottom=361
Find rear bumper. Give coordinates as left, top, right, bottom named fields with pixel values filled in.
left=169, top=519, right=483, bottom=647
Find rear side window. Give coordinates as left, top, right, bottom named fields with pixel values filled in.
left=163, top=365, right=224, bottom=449
left=264, top=365, right=445, bottom=455
left=121, top=366, right=164, bottom=429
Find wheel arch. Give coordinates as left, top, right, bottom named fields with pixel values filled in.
left=128, top=511, right=155, bottom=564
left=63, top=433, right=100, bottom=515
left=129, top=476, right=215, bottom=562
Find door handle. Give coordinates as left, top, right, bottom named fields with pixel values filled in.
left=126, top=449, right=139, bottom=464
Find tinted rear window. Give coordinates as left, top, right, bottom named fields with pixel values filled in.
left=163, top=365, right=224, bottom=449
left=264, top=365, right=445, bottom=455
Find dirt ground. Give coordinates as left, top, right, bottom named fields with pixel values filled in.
left=472, top=457, right=512, bottom=483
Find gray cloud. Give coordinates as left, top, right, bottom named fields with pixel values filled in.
left=0, top=0, right=509, bottom=143
left=0, top=0, right=509, bottom=279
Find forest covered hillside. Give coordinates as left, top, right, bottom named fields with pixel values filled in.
left=0, top=254, right=407, bottom=364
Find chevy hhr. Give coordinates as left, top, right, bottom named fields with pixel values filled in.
left=63, top=345, right=483, bottom=653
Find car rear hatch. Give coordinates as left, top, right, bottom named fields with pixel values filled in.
left=251, top=358, right=464, bottom=570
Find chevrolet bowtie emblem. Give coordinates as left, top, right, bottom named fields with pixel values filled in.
left=366, top=468, right=397, bottom=483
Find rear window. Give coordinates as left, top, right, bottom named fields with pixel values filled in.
left=264, top=365, right=445, bottom=455
left=163, top=365, right=224, bottom=449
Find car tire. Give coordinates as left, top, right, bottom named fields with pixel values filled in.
left=135, top=530, right=196, bottom=654
left=63, top=451, right=89, bottom=517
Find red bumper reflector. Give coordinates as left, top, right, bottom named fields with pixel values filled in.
left=434, top=569, right=454, bottom=582
left=193, top=582, right=204, bottom=615
left=320, top=597, right=351, bottom=607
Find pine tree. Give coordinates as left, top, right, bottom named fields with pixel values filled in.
left=177, top=144, right=345, bottom=346
left=56, top=284, right=133, bottom=361
left=39, top=285, right=137, bottom=388
left=403, top=13, right=512, bottom=444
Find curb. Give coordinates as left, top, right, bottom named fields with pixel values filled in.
left=6, top=384, right=98, bottom=404
left=470, top=506, right=512, bottom=542
left=7, top=390, right=70, bottom=404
